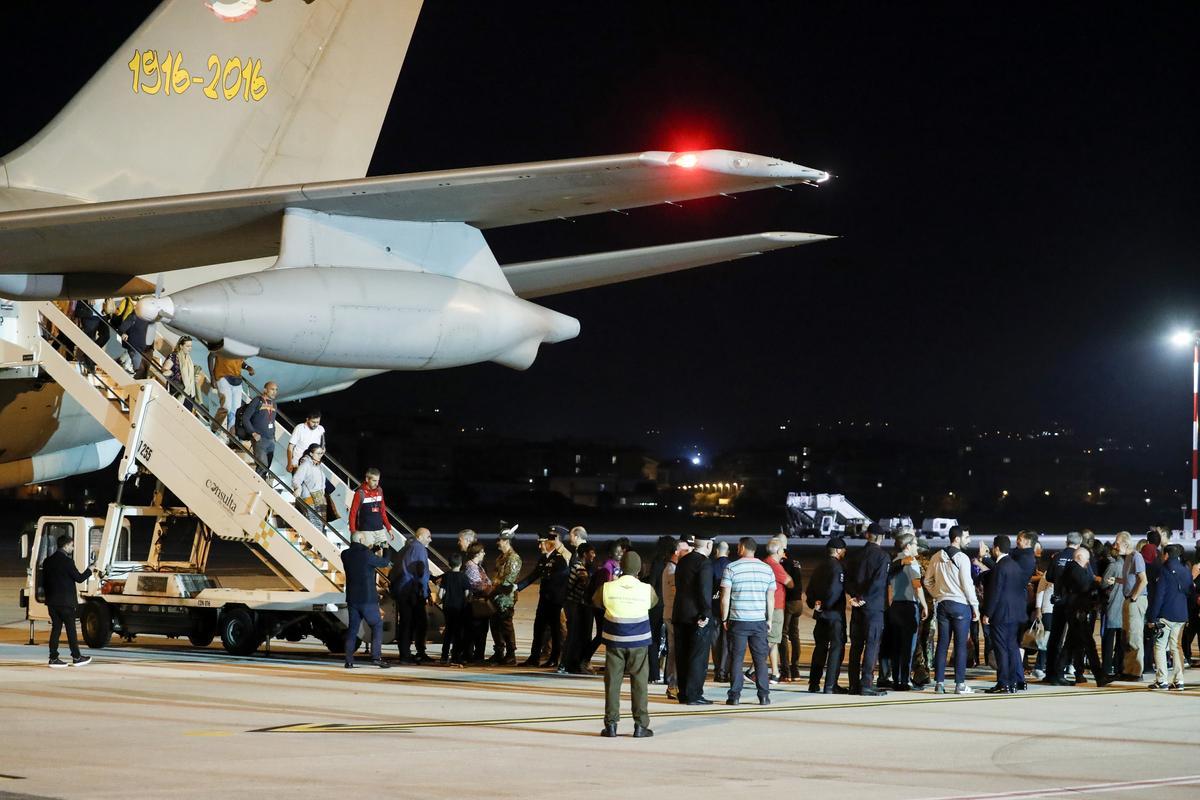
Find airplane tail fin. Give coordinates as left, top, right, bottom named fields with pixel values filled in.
left=0, top=0, right=422, bottom=202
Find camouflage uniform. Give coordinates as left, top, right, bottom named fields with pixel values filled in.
left=911, top=548, right=937, bottom=685
left=489, top=549, right=523, bottom=661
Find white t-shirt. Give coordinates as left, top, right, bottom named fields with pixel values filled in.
left=289, top=423, right=325, bottom=462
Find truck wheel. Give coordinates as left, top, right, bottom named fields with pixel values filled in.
left=81, top=601, right=112, bottom=649
left=188, top=611, right=218, bottom=648
left=219, top=608, right=263, bottom=656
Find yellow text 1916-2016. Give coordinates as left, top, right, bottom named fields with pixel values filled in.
left=127, top=50, right=268, bottom=102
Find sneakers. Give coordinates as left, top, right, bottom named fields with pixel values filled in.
left=955, top=683, right=973, bottom=695
left=934, top=682, right=946, bottom=694
left=1168, top=683, right=1186, bottom=691
left=1148, top=681, right=1168, bottom=690
left=48, top=657, right=69, bottom=669
left=71, top=655, right=92, bottom=667
left=1031, top=669, right=1046, bottom=680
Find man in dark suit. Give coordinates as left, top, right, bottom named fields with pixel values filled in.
left=342, top=532, right=392, bottom=669
left=42, top=534, right=93, bottom=668
left=847, top=524, right=891, bottom=696
left=808, top=537, right=848, bottom=693
left=981, top=536, right=1025, bottom=692
left=673, top=536, right=715, bottom=704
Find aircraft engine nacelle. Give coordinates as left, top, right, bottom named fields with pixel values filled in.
left=136, top=267, right=580, bottom=371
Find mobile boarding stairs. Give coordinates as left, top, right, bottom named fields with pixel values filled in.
left=18, top=301, right=443, bottom=656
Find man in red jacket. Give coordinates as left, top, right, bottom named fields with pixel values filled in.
left=349, top=468, right=394, bottom=549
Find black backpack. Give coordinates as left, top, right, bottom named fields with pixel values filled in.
left=234, top=402, right=251, bottom=440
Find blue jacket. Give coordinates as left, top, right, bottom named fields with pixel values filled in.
left=983, top=555, right=1027, bottom=624
left=340, top=543, right=389, bottom=606
left=392, top=539, right=430, bottom=599
left=1146, top=558, right=1195, bottom=623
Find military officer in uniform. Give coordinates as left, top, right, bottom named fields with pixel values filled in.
left=518, top=526, right=570, bottom=667
left=808, top=536, right=848, bottom=694
left=488, top=525, right=523, bottom=665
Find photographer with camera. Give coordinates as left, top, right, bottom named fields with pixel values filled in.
left=1146, top=544, right=1195, bottom=690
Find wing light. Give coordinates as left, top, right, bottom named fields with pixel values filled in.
left=671, top=153, right=699, bottom=169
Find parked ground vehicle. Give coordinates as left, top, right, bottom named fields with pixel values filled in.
left=877, top=516, right=915, bottom=534
left=783, top=492, right=872, bottom=538
left=19, top=507, right=378, bottom=656
left=15, top=303, right=446, bottom=657
left=920, top=517, right=959, bottom=538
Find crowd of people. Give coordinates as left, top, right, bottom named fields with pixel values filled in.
left=336, top=519, right=1200, bottom=736
left=46, top=301, right=1200, bottom=736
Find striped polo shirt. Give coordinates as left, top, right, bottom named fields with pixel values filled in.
left=721, top=557, right=777, bottom=621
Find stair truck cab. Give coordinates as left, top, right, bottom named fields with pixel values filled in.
left=19, top=504, right=388, bottom=656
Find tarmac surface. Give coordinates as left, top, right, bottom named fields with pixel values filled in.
left=2, top=576, right=1199, bottom=800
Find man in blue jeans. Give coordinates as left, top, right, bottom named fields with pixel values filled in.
left=924, top=526, right=980, bottom=694
left=719, top=537, right=778, bottom=705
left=340, top=532, right=391, bottom=669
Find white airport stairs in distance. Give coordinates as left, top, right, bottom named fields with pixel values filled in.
left=784, top=491, right=873, bottom=537
left=31, top=302, right=354, bottom=595
left=814, top=493, right=872, bottom=526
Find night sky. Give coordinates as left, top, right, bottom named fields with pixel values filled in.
left=4, top=2, right=1200, bottom=460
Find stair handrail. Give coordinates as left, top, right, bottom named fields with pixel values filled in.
left=32, top=304, right=385, bottom=582
left=239, top=374, right=450, bottom=572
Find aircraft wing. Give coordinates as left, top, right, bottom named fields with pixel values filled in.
left=504, top=232, right=834, bottom=299
left=0, top=149, right=829, bottom=277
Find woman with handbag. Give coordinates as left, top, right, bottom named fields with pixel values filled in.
left=464, top=543, right=493, bottom=663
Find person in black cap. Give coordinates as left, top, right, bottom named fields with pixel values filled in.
left=674, top=535, right=715, bottom=704
left=517, top=526, right=571, bottom=667
left=808, top=536, right=848, bottom=693
left=848, top=523, right=891, bottom=696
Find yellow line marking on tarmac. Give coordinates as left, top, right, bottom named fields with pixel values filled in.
left=253, top=685, right=1142, bottom=734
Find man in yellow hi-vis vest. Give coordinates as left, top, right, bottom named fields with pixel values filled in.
left=593, top=550, right=657, bottom=738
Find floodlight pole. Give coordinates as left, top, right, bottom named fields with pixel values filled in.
left=1192, top=338, right=1198, bottom=534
